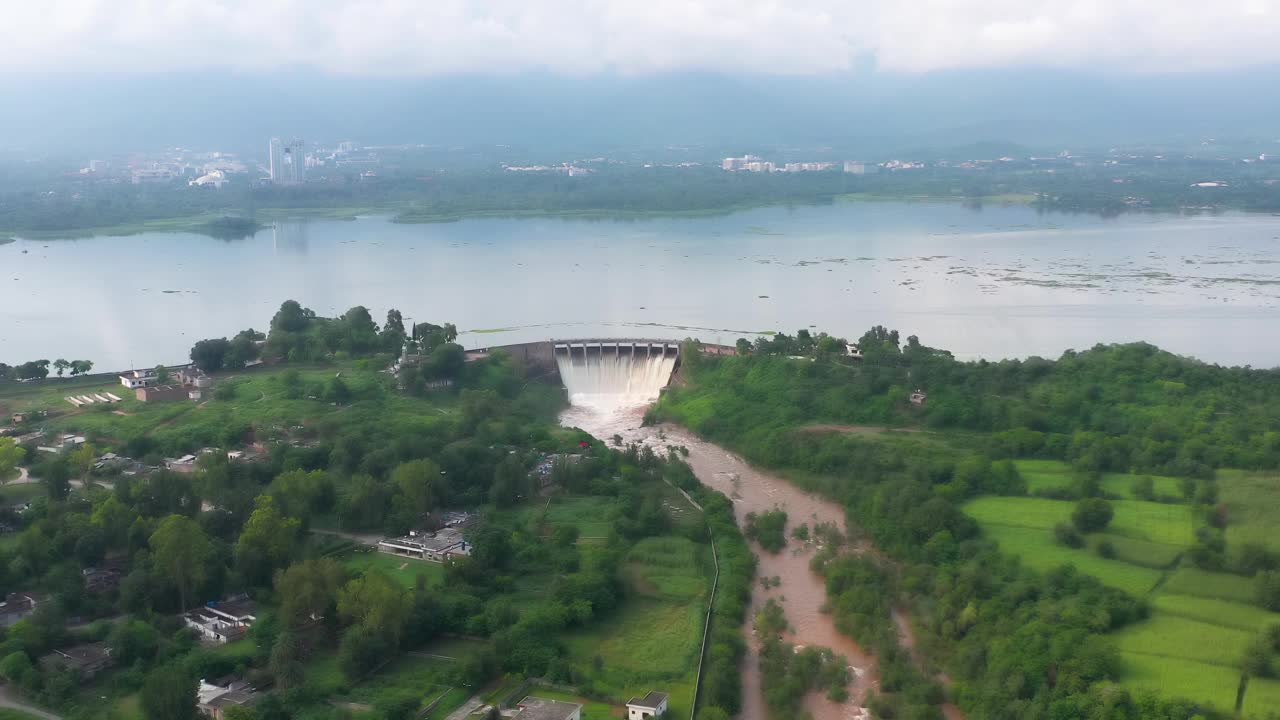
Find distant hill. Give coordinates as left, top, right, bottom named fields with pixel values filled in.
left=3, top=67, right=1279, bottom=157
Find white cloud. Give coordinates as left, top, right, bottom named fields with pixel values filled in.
left=1, top=0, right=1278, bottom=75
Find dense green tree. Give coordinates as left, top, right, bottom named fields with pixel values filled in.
left=338, top=570, right=412, bottom=645
left=140, top=664, right=198, bottom=720
left=149, top=514, right=213, bottom=611
left=1072, top=498, right=1115, bottom=532
left=189, top=337, right=230, bottom=373
left=275, top=558, right=347, bottom=627
left=235, top=495, right=301, bottom=587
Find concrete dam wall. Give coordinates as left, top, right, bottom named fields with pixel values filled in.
left=469, top=339, right=684, bottom=411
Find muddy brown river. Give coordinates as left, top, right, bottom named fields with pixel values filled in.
left=562, top=405, right=876, bottom=720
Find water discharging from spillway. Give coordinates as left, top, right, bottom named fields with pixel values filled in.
left=555, top=346, right=678, bottom=413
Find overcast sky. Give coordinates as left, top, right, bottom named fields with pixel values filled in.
left=3, top=0, right=1278, bottom=76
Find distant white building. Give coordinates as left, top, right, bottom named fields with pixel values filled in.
left=189, top=170, right=228, bottom=188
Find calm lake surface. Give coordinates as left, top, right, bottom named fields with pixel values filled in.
left=4, top=201, right=1280, bottom=369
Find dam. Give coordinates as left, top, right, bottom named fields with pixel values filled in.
left=467, top=339, right=730, bottom=412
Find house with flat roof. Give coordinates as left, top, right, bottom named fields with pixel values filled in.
left=119, top=369, right=159, bottom=389
left=378, top=527, right=471, bottom=563
left=198, top=675, right=259, bottom=720
left=627, top=691, right=669, bottom=719
left=185, top=597, right=258, bottom=644
left=39, top=642, right=113, bottom=679
left=0, top=591, right=43, bottom=626
left=512, top=696, right=583, bottom=720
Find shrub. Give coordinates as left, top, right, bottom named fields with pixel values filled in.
left=1072, top=498, right=1114, bottom=533
left=1096, top=540, right=1116, bottom=559
left=1054, top=523, right=1084, bottom=548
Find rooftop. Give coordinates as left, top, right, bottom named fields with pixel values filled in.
left=513, top=696, right=583, bottom=720
left=627, top=691, right=669, bottom=709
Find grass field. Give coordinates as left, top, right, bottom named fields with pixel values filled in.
left=1153, top=594, right=1280, bottom=632
left=423, top=687, right=472, bottom=720
left=1243, top=676, right=1280, bottom=717
left=1162, top=566, right=1258, bottom=604
left=1219, top=469, right=1280, bottom=552
left=344, top=654, right=454, bottom=707
left=524, top=688, right=619, bottom=720
left=524, top=496, right=620, bottom=538
left=976, top=524, right=1163, bottom=596
left=1115, top=614, right=1254, bottom=668
left=341, top=549, right=445, bottom=589
left=564, top=529, right=709, bottom=717
left=1013, top=459, right=1184, bottom=500
left=964, top=496, right=1194, bottom=546
left=1119, top=652, right=1241, bottom=713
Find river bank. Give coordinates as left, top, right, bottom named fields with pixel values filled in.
left=562, top=404, right=878, bottom=720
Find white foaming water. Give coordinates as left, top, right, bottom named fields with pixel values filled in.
left=555, top=347, right=678, bottom=413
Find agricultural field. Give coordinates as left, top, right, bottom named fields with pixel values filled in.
left=975, top=524, right=1164, bottom=596
left=1119, top=652, right=1242, bottom=714
left=1013, top=459, right=1185, bottom=500
left=341, top=548, right=446, bottom=589
left=973, top=464, right=1280, bottom=715
left=1153, top=594, right=1280, bottom=632
left=563, top=534, right=710, bottom=718
left=1161, top=566, right=1258, bottom=604
left=1218, top=469, right=1280, bottom=552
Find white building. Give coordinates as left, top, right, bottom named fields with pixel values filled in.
left=184, top=598, right=258, bottom=644
left=378, top=527, right=471, bottom=563
left=119, top=369, right=158, bottom=389
left=189, top=170, right=228, bottom=188
left=270, top=137, right=307, bottom=185
left=626, top=691, right=669, bottom=719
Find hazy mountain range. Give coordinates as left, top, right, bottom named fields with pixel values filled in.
left=3, top=68, right=1278, bottom=158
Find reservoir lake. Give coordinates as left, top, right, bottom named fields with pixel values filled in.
left=4, top=201, right=1280, bottom=369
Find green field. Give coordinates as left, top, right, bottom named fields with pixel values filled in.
left=1153, top=594, right=1280, bottom=632
left=976, top=524, right=1163, bottom=596
left=1115, top=614, right=1253, bottom=668
left=523, top=688, right=619, bottom=720
left=563, top=531, right=709, bottom=717
left=536, top=496, right=619, bottom=538
left=1244, top=676, right=1280, bottom=717
left=1119, top=652, right=1241, bottom=713
left=344, top=654, right=455, bottom=707
left=0, top=709, right=54, bottom=720
left=341, top=549, right=446, bottom=589
left=965, top=495, right=1194, bottom=546
left=1162, top=566, right=1258, bottom=604
left=1013, top=459, right=1185, bottom=500
left=1219, top=469, right=1280, bottom=552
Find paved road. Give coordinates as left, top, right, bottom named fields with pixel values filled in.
left=0, top=685, right=61, bottom=720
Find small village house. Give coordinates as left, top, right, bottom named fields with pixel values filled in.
left=39, top=642, right=113, bottom=680
left=198, top=675, right=259, bottom=719
left=626, top=691, right=669, bottom=719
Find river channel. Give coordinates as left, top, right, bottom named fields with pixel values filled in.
left=562, top=404, right=877, bottom=720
